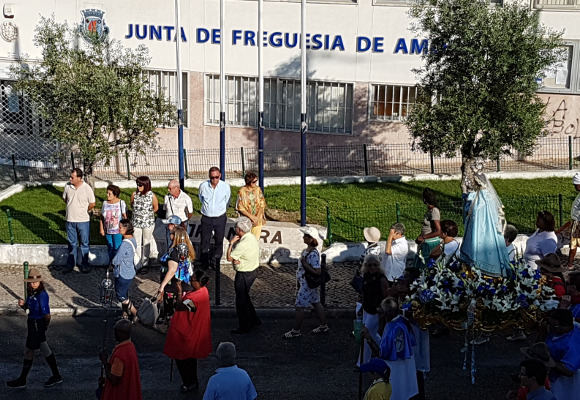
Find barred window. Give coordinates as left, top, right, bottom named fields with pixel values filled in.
left=534, top=0, right=579, bottom=9
left=0, top=80, right=49, bottom=138
left=144, top=70, right=188, bottom=126
left=205, top=75, right=353, bottom=134
left=370, top=84, right=417, bottom=121
left=374, top=0, right=501, bottom=5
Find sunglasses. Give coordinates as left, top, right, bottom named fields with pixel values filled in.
left=210, top=176, right=220, bottom=180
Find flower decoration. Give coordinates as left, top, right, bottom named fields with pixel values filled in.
left=405, top=257, right=558, bottom=331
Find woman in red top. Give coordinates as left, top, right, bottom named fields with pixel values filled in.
left=163, top=269, right=212, bottom=394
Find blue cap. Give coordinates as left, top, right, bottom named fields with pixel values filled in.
left=162, top=215, right=182, bottom=225
left=360, top=358, right=390, bottom=375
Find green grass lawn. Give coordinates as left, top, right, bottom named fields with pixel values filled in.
left=0, top=177, right=577, bottom=244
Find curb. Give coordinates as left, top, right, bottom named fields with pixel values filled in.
left=0, top=306, right=354, bottom=318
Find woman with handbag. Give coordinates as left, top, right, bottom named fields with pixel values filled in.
left=156, top=226, right=196, bottom=322
left=131, top=176, right=159, bottom=275
left=282, top=226, right=328, bottom=338
left=163, top=269, right=212, bottom=393
left=357, top=254, right=389, bottom=368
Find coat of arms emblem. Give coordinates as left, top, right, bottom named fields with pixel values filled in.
left=78, top=9, right=109, bottom=42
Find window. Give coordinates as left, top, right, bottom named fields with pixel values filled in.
left=0, top=81, right=48, bottom=137
left=534, top=0, right=579, bottom=10
left=370, top=84, right=417, bottom=121
left=374, top=0, right=500, bottom=5
left=205, top=75, right=354, bottom=134
left=144, top=70, right=188, bottom=126
left=537, top=42, right=580, bottom=94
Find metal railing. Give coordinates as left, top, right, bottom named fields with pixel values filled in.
left=325, top=194, right=572, bottom=244
left=2, top=137, right=580, bottom=184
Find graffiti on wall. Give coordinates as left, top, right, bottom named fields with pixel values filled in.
left=544, top=96, right=579, bottom=136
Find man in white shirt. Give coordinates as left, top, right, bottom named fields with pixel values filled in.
left=62, top=168, right=95, bottom=274
left=199, top=167, right=231, bottom=270
left=383, top=223, right=409, bottom=284
left=163, top=179, right=193, bottom=248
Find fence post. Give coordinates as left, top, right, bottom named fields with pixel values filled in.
left=241, top=147, right=246, bottom=178
left=396, top=203, right=401, bottom=223
left=363, top=144, right=369, bottom=176
left=23, top=261, right=29, bottom=300
left=11, top=154, right=17, bottom=183
left=430, top=151, right=435, bottom=174
left=183, top=149, right=189, bottom=179
left=559, top=193, right=563, bottom=228
left=496, top=157, right=501, bottom=173
left=569, top=136, right=573, bottom=170
left=125, top=151, right=131, bottom=180
left=326, top=206, right=333, bottom=245
left=320, top=254, right=327, bottom=306
left=6, top=209, right=14, bottom=245
left=71, top=152, right=75, bottom=170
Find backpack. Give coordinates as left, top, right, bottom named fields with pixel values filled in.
left=123, top=239, right=142, bottom=271
left=137, top=298, right=159, bottom=327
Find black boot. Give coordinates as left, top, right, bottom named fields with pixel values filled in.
left=43, top=353, right=62, bottom=387
left=6, top=358, right=33, bottom=388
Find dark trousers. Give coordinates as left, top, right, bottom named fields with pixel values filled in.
left=175, top=358, right=198, bottom=387
left=200, top=213, right=227, bottom=270
left=234, top=270, right=260, bottom=331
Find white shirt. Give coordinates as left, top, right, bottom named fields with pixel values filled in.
left=506, top=243, right=515, bottom=262
left=439, top=239, right=459, bottom=266
left=524, top=230, right=557, bottom=269
left=164, top=190, right=193, bottom=222
left=382, top=236, right=409, bottom=281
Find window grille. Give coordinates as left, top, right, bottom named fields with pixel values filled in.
left=370, top=84, right=418, bottom=121
left=205, top=75, right=353, bottom=134
left=144, top=70, right=188, bottom=126
left=534, top=0, right=578, bottom=9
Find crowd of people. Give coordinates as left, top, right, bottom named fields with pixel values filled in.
left=7, top=169, right=580, bottom=399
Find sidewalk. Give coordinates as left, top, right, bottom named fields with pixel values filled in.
left=0, top=262, right=359, bottom=316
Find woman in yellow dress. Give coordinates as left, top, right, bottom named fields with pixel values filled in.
left=235, top=172, right=266, bottom=241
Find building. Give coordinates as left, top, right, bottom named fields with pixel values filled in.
left=0, top=0, right=578, bottom=167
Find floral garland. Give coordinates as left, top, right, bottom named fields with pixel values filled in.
left=404, top=257, right=559, bottom=331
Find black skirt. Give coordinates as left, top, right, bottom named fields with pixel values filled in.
left=26, top=318, right=47, bottom=350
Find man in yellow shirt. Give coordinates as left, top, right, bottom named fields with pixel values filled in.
left=227, top=217, right=260, bottom=334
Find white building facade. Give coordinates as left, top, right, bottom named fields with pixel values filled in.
left=0, top=0, right=578, bottom=156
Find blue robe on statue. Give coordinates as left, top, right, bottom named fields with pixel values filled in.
left=460, top=190, right=511, bottom=277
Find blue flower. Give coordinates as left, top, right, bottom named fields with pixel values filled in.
left=517, top=294, right=527, bottom=301
left=521, top=270, right=530, bottom=278
left=477, top=286, right=485, bottom=292
left=490, top=289, right=496, bottom=294
left=419, top=289, right=436, bottom=303
left=458, top=281, right=465, bottom=287
left=401, top=302, right=412, bottom=310
left=461, top=273, right=467, bottom=278
left=427, top=259, right=436, bottom=268
left=533, top=272, right=541, bottom=280
left=501, top=285, right=507, bottom=291
left=533, top=285, right=539, bottom=290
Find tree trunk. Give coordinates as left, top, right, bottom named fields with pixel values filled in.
left=83, top=161, right=95, bottom=190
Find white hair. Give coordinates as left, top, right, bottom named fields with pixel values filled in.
left=361, top=254, right=384, bottom=275
left=236, top=217, right=253, bottom=233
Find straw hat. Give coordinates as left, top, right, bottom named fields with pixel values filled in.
left=536, top=253, right=565, bottom=274
left=24, top=268, right=43, bottom=283
left=363, top=227, right=381, bottom=243
left=520, top=342, right=556, bottom=368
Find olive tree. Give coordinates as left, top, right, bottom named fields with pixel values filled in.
left=12, top=16, right=175, bottom=182
left=407, top=0, right=563, bottom=192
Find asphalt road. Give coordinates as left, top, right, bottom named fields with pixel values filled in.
left=0, top=314, right=530, bottom=400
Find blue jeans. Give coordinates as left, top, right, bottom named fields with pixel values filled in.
left=66, top=221, right=90, bottom=270
left=105, top=233, right=123, bottom=263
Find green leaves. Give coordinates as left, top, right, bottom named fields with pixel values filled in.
left=407, top=0, right=563, bottom=178
left=11, top=16, right=175, bottom=176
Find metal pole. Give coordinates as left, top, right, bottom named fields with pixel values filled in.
left=258, top=0, right=264, bottom=191
left=496, top=157, right=500, bottom=172
left=320, top=253, right=327, bottom=306
left=11, top=154, right=17, bottom=182
left=430, top=151, right=435, bottom=174
left=6, top=209, right=14, bottom=245
left=220, top=0, right=226, bottom=181
left=300, top=0, right=307, bottom=226
left=175, top=0, right=185, bottom=190
left=71, top=151, right=75, bottom=170
left=326, top=206, right=333, bottom=245
left=569, top=136, right=573, bottom=171
left=241, top=147, right=246, bottom=178
left=363, top=144, right=369, bottom=176
left=23, top=261, right=29, bottom=300
left=559, top=193, right=563, bottom=228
